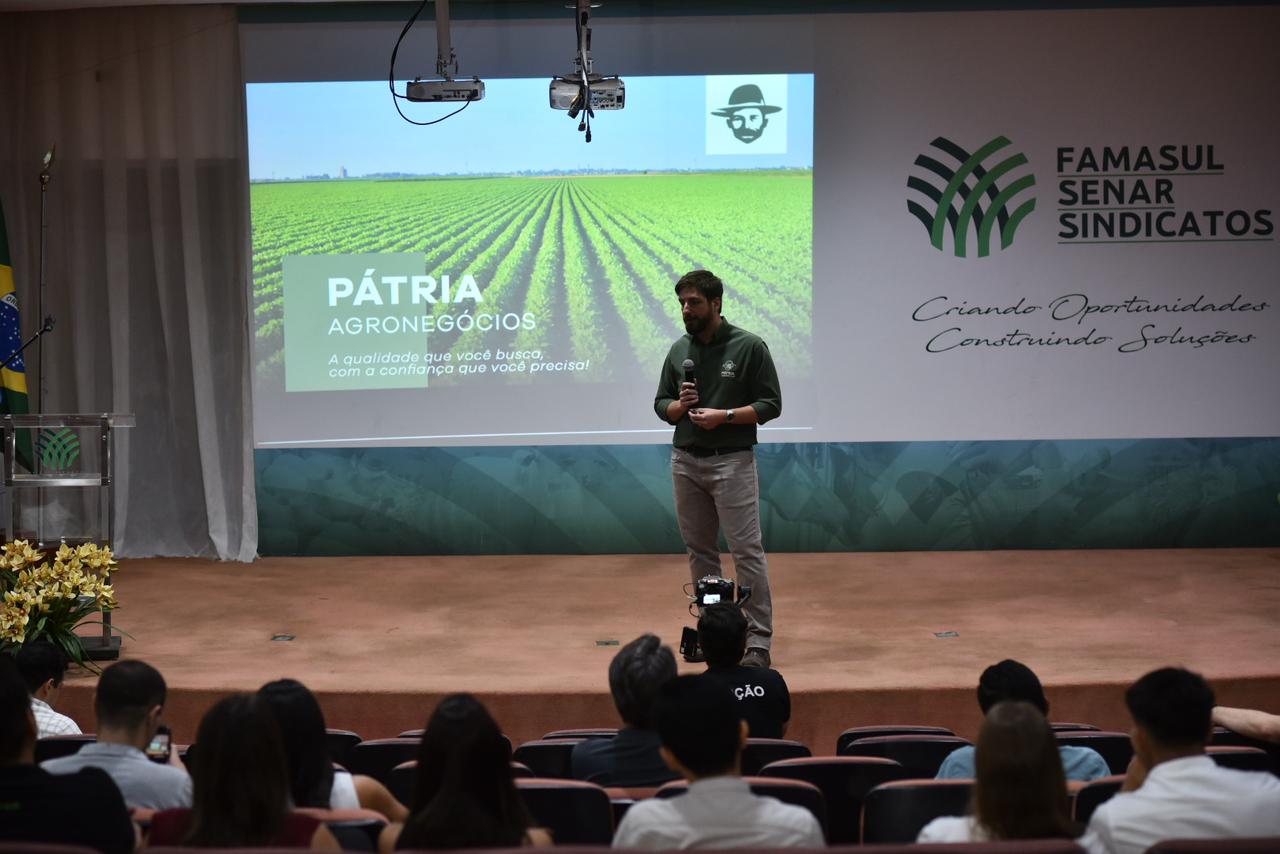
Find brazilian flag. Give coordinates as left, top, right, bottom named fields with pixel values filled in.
left=0, top=199, right=34, bottom=473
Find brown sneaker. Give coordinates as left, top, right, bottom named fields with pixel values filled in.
left=741, top=648, right=771, bottom=668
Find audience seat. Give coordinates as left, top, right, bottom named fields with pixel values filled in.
left=656, top=776, right=828, bottom=836
left=1205, top=745, right=1273, bottom=773
left=1143, top=840, right=1280, bottom=853
left=740, top=737, right=812, bottom=775
left=1054, top=730, right=1133, bottom=775
left=861, top=778, right=973, bottom=843
left=852, top=842, right=1085, bottom=853
left=388, top=760, right=536, bottom=804
left=147, top=850, right=309, bottom=854
left=512, top=738, right=586, bottom=779
left=388, top=760, right=416, bottom=806
left=544, top=727, right=618, bottom=739
left=0, top=845, right=103, bottom=854
left=324, top=729, right=363, bottom=767
left=836, top=725, right=955, bottom=754
left=343, top=738, right=421, bottom=785
left=514, top=778, right=614, bottom=844
left=294, top=808, right=387, bottom=852
left=1072, top=774, right=1124, bottom=823
left=1211, top=727, right=1280, bottom=775
left=398, top=730, right=513, bottom=756
left=34, top=734, right=96, bottom=763
left=1051, top=722, right=1101, bottom=732
left=758, top=755, right=910, bottom=844
left=840, top=734, right=973, bottom=778
left=604, top=785, right=659, bottom=826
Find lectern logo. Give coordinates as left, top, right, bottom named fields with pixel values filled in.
left=907, top=135, right=1037, bottom=257
left=37, top=428, right=80, bottom=473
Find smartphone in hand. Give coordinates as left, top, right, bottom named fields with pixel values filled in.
left=145, top=725, right=172, bottom=763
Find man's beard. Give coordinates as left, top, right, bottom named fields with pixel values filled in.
left=684, top=315, right=708, bottom=335
left=733, top=128, right=762, bottom=143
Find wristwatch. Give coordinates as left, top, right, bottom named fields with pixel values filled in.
left=724, top=408, right=736, bottom=422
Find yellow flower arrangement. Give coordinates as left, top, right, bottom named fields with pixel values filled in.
left=0, top=540, right=121, bottom=665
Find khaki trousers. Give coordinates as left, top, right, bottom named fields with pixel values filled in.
left=671, top=447, right=773, bottom=651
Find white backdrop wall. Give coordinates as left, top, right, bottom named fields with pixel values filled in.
left=245, top=4, right=1279, bottom=448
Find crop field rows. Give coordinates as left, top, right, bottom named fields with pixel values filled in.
left=251, top=171, right=812, bottom=383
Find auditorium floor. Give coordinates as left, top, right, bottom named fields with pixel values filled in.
left=60, top=548, right=1280, bottom=752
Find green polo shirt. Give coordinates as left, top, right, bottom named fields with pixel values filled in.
left=653, top=319, right=782, bottom=450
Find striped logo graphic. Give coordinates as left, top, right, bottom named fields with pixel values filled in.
left=908, top=136, right=1037, bottom=257
left=37, top=427, right=81, bottom=472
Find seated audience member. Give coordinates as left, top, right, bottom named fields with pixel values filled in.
left=919, top=700, right=1079, bottom=843
left=0, top=655, right=136, bottom=854
left=15, top=640, right=81, bottom=737
left=1081, top=667, right=1280, bottom=854
left=258, top=678, right=407, bottom=820
left=379, top=693, right=550, bottom=851
left=612, top=674, right=824, bottom=849
left=149, top=693, right=339, bottom=850
left=571, top=633, right=682, bottom=787
left=937, top=659, right=1109, bottom=782
left=43, top=659, right=191, bottom=810
left=1213, top=704, right=1280, bottom=743
left=699, top=604, right=790, bottom=739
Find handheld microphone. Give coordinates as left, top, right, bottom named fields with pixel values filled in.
left=682, top=358, right=698, bottom=414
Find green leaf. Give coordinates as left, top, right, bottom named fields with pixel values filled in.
left=51, top=631, right=83, bottom=666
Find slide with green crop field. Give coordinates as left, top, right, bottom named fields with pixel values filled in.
left=248, top=74, right=813, bottom=447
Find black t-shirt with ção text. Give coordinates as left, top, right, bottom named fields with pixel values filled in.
left=704, top=664, right=791, bottom=740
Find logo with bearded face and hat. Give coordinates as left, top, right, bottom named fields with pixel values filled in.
left=711, top=83, right=783, bottom=144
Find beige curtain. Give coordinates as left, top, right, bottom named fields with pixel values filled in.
left=0, top=5, right=256, bottom=559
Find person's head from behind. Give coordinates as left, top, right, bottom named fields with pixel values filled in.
left=0, top=655, right=36, bottom=766
left=1125, top=666, right=1214, bottom=767
left=655, top=675, right=745, bottom=781
left=978, top=659, right=1049, bottom=716
left=95, top=660, right=167, bottom=745
left=15, top=641, right=69, bottom=702
left=973, top=701, right=1074, bottom=840
left=698, top=604, right=749, bottom=669
left=186, top=693, right=291, bottom=847
left=609, top=634, right=677, bottom=730
left=257, top=678, right=334, bottom=809
left=405, top=693, right=529, bottom=848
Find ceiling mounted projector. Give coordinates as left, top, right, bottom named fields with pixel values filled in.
left=390, top=0, right=484, bottom=124
left=549, top=76, right=624, bottom=112
left=551, top=0, right=623, bottom=141
left=408, top=77, right=485, bottom=103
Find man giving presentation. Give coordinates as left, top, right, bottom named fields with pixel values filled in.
left=654, top=270, right=782, bottom=667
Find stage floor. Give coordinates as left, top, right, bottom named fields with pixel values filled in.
left=59, top=548, right=1280, bottom=752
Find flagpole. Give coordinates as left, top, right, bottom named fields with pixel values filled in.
left=37, top=146, right=53, bottom=416
left=36, top=147, right=53, bottom=546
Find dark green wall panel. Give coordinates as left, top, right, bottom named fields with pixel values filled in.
left=256, top=437, right=1280, bottom=555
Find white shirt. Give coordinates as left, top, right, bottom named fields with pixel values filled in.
left=330, top=769, right=361, bottom=809
left=917, top=816, right=990, bottom=843
left=612, top=776, right=825, bottom=849
left=31, top=697, right=81, bottom=738
left=1081, top=754, right=1280, bottom=854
